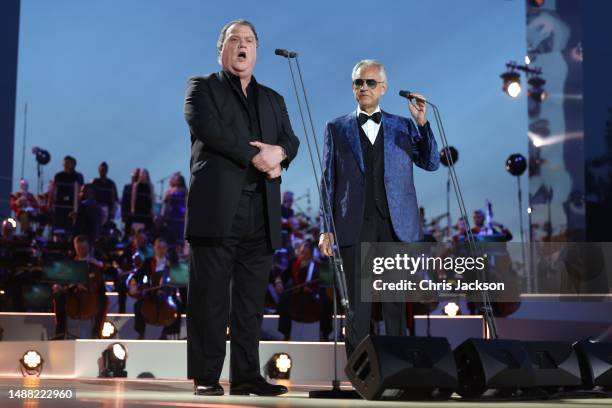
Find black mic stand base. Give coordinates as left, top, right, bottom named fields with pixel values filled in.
left=308, top=383, right=360, bottom=399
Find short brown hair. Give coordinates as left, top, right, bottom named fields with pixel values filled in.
left=216, top=19, right=259, bottom=56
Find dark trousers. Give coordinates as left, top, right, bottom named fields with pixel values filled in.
left=340, top=212, right=407, bottom=358
left=187, top=190, right=273, bottom=383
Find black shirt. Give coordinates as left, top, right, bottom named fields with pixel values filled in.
left=92, top=177, right=118, bottom=211
left=222, top=70, right=263, bottom=190
left=53, top=171, right=84, bottom=207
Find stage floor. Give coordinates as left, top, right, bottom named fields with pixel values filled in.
left=1, top=378, right=611, bottom=407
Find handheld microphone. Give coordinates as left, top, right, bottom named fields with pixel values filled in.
left=274, top=48, right=297, bottom=58
left=398, top=90, right=425, bottom=102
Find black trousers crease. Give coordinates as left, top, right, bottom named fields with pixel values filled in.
left=187, top=190, right=272, bottom=383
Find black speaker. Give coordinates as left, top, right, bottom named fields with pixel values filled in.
left=574, top=340, right=612, bottom=389
left=344, top=335, right=457, bottom=400
left=524, top=341, right=582, bottom=391
left=454, top=338, right=535, bottom=397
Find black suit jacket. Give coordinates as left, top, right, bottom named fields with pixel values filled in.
left=183, top=71, right=300, bottom=249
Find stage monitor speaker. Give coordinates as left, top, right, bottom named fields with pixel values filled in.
left=574, top=340, right=612, bottom=389
left=344, top=335, right=457, bottom=400
left=524, top=340, right=582, bottom=391
left=454, top=338, right=535, bottom=397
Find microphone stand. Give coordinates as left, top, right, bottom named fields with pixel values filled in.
left=275, top=48, right=358, bottom=399
left=404, top=92, right=499, bottom=339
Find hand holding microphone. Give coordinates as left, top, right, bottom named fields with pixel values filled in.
left=399, top=90, right=428, bottom=126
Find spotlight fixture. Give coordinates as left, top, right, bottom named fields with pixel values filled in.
left=4, top=218, right=17, bottom=230
left=528, top=76, right=547, bottom=102
left=501, top=71, right=521, bottom=98
left=101, top=321, right=117, bottom=339
left=20, top=350, right=44, bottom=377
left=265, top=353, right=292, bottom=380
left=31, top=147, right=51, bottom=166
left=501, top=62, right=545, bottom=101
left=443, top=302, right=460, bottom=317
left=99, top=343, right=128, bottom=378
left=505, top=153, right=527, bottom=176
left=439, top=146, right=459, bottom=167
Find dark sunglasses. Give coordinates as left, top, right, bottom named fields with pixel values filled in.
left=353, top=78, right=384, bottom=89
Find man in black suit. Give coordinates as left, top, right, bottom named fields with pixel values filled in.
left=183, top=19, right=299, bottom=397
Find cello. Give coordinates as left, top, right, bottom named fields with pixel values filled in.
left=65, top=259, right=105, bottom=321
left=129, top=255, right=178, bottom=327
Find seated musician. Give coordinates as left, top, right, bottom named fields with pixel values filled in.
left=277, top=239, right=332, bottom=341
left=9, top=179, right=38, bottom=237
left=471, top=209, right=513, bottom=241
left=73, top=184, right=103, bottom=243
left=453, top=211, right=513, bottom=243
left=130, top=237, right=182, bottom=340
left=52, top=235, right=108, bottom=339
left=114, top=230, right=152, bottom=313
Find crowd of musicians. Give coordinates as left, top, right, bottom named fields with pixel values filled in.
left=1, top=155, right=513, bottom=340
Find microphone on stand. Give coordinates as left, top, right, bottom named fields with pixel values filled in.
left=274, top=47, right=357, bottom=400
left=399, top=87, right=500, bottom=339
left=274, top=48, right=297, bottom=58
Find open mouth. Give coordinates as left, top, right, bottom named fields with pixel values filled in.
left=237, top=51, right=247, bottom=60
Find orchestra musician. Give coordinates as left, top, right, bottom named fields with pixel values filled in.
left=51, top=235, right=108, bottom=339
left=130, top=237, right=182, bottom=340
left=9, top=179, right=38, bottom=237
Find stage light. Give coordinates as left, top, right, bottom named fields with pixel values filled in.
left=20, top=350, right=44, bottom=377
left=31, top=147, right=51, bottom=166
left=99, top=342, right=127, bottom=378
left=524, top=55, right=531, bottom=65
left=443, top=302, right=460, bottom=317
left=527, top=207, right=532, bottom=214
left=265, top=353, right=292, bottom=380
left=101, top=321, right=117, bottom=339
left=439, top=146, right=459, bottom=167
left=507, top=81, right=521, bottom=98
left=501, top=71, right=521, bottom=98
left=528, top=76, right=547, bottom=102
left=505, top=154, right=527, bottom=177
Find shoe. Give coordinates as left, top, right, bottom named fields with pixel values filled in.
left=230, top=376, right=288, bottom=396
left=193, top=380, right=224, bottom=396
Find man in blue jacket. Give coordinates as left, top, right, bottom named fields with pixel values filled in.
left=319, top=59, right=439, bottom=357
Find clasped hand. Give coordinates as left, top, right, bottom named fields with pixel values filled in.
left=250, top=141, right=283, bottom=179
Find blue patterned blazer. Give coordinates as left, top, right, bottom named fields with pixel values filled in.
left=321, top=109, right=439, bottom=246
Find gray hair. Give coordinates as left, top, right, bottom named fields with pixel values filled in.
left=217, top=19, right=259, bottom=63
left=351, top=59, right=388, bottom=83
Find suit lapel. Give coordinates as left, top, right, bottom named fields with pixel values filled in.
left=257, top=86, right=275, bottom=144
left=382, top=110, right=400, bottom=175
left=344, top=111, right=364, bottom=173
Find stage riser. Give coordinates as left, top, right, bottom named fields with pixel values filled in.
left=0, top=313, right=486, bottom=346
left=0, top=340, right=349, bottom=381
